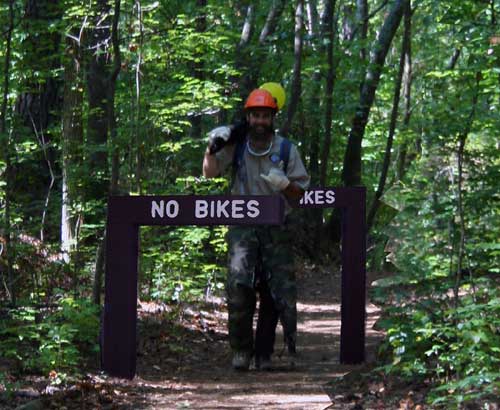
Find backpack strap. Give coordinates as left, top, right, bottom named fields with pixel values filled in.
left=232, top=139, right=247, bottom=174
left=279, top=138, right=292, bottom=173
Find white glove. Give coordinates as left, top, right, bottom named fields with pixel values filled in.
left=207, top=126, right=232, bottom=143
left=207, top=126, right=233, bottom=154
left=260, top=161, right=290, bottom=191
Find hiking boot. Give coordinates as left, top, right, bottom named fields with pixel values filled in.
left=255, top=355, right=272, bottom=371
left=232, top=351, right=251, bottom=371
left=287, top=341, right=297, bottom=369
left=287, top=351, right=297, bottom=370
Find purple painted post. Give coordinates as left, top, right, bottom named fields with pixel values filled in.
left=298, top=187, right=366, bottom=364
left=103, top=222, right=139, bottom=379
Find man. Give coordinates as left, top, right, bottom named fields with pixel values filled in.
left=202, top=88, right=310, bottom=371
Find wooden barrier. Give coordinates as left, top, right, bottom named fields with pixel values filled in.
left=102, top=188, right=365, bottom=379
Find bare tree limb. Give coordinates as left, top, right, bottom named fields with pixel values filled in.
left=367, top=0, right=389, bottom=20
left=447, top=48, right=461, bottom=70
left=238, top=4, right=255, bottom=50
left=350, top=0, right=389, bottom=39
left=259, top=0, right=286, bottom=43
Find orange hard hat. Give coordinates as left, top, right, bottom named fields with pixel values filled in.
left=244, top=89, right=278, bottom=111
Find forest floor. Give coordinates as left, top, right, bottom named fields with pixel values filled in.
left=3, top=263, right=432, bottom=410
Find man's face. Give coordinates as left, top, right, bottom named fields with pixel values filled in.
left=247, top=109, right=274, bottom=141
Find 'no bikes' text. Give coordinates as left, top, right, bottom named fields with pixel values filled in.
left=150, top=189, right=336, bottom=220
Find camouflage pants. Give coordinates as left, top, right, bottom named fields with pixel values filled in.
left=226, top=221, right=297, bottom=357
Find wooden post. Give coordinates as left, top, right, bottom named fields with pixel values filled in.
left=298, top=187, right=366, bottom=364
left=339, top=188, right=366, bottom=363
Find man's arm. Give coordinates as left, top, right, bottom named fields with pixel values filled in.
left=202, top=147, right=220, bottom=178
left=283, top=182, right=305, bottom=202
left=282, top=144, right=309, bottom=203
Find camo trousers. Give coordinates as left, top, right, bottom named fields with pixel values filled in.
left=226, top=221, right=297, bottom=357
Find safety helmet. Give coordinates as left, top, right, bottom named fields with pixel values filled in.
left=259, top=82, right=286, bottom=110
left=244, top=89, right=278, bottom=111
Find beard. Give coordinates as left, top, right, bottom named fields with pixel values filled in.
left=248, top=123, right=274, bottom=142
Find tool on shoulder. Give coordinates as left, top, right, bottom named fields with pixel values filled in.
left=207, top=119, right=248, bottom=155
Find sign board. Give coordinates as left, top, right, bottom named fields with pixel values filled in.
left=102, top=188, right=366, bottom=379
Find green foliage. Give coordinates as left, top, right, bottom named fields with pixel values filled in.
left=144, top=225, right=227, bottom=302
left=0, top=2, right=498, bottom=407
left=374, top=277, right=500, bottom=407
left=0, top=298, right=99, bottom=375
left=371, top=126, right=499, bottom=407
left=140, top=176, right=229, bottom=303
left=0, top=371, right=20, bottom=399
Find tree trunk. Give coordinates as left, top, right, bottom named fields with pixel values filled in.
left=133, top=0, right=144, bottom=193
left=448, top=48, right=461, bottom=70
left=302, top=0, right=323, bottom=250
left=234, top=0, right=286, bottom=111
left=226, top=0, right=288, bottom=123
left=281, top=0, right=304, bottom=136
left=396, top=2, right=413, bottom=182
left=305, top=0, right=319, bottom=41
left=238, top=3, right=255, bottom=50
left=306, top=1, right=321, bottom=185
left=318, top=0, right=337, bottom=187
left=230, top=3, right=256, bottom=116
left=356, top=0, right=368, bottom=60
left=1, top=0, right=15, bottom=305
left=453, top=73, right=481, bottom=307
left=189, top=0, right=207, bottom=138
left=15, top=0, right=61, bottom=138
left=341, top=0, right=406, bottom=187
left=367, top=0, right=411, bottom=231
left=246, top=0, right=287, bottom=94
left=15, top=0, right=62, bottom=243
left=235, top=3, right=255, bottom=71
left=398, top=23, right=459, bottom=181
left=86, top=0, right=111, bottom=201
left=93, top=238, right=106, bottom=305
left=92, top=0, right=122, bottom=306
left=259, top=0, right=286, bottom=44
left=341, top=4, right=355, bottom=42
left=61, top=36, right=84, bottom=263
left=109, top=0, right=122, bottom=196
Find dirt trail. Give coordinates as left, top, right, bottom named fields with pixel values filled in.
left=112, top=265, right=385, bottom=410
left=3, top=264, right=384, bottom=410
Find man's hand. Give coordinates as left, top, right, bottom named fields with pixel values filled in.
left=260, top=161, right=290, bottom=191
left=207, top=126, right=232, bottom=154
